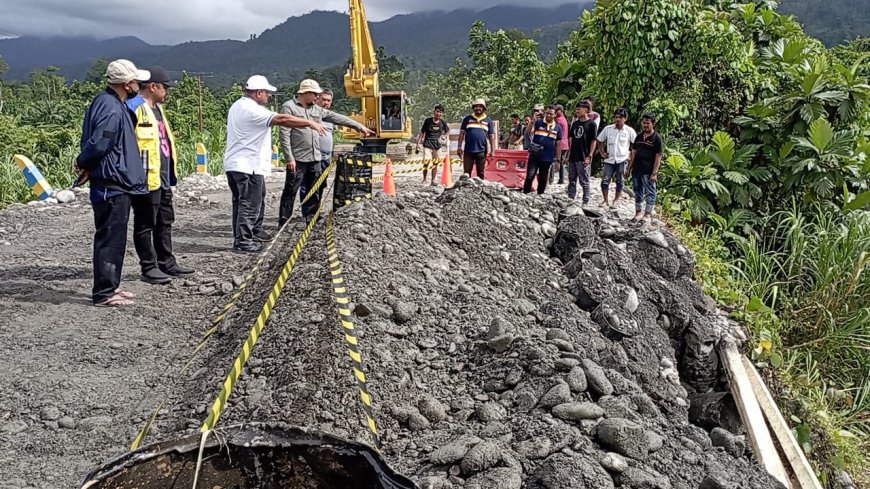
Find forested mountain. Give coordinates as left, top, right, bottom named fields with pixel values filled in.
left=0, top=0, right=864, bottom=83
left=779, top=0, right=869, bottom=45
left=0, top=4, right=586, bottom=82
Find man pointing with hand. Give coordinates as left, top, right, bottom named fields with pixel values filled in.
left=279, top=79, right=374, bottom=225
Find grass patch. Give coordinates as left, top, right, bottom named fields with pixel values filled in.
left=666, top=205, right=870, bottom=485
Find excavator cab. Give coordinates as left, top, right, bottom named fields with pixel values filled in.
left=378, top=91, right=411, bottom=136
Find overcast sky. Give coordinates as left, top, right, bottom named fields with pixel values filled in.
left=0, top=0, right=572, bottom=44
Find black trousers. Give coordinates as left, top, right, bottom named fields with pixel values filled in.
left=92, top=193, right=132, bottom=304
left=524, top=154, right=553, bottom=195
left=131, top=188, right=177, bottom=273
left=256, top=176, right=266, bottom=234
left=462, top=152, right=487, bottom=179
left=279, top=161, right=320, bottom=225
left=227, top=171, right=264, bottom=248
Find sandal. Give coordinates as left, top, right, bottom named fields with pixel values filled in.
left=114, top=289, right=135, bottom=299
left=95, top=293, right=135, bottom=307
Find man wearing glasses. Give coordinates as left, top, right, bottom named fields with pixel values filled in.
left=126, top=66, right=195, bottom=284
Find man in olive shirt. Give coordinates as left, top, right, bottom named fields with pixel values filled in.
left=278, top=79, right=373, bottom=224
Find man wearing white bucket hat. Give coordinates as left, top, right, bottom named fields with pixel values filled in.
left=457, top=98, right=496, bottom=179
left=224, top=75, right=325, bottom=253
left=278, top=78, right=373, bottom=225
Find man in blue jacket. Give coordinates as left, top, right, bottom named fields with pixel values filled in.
left=76, top=59, right=149, bottom=307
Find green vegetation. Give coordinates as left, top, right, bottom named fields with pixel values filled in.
left=0, top=0, right=868, bottom=481
left=542, top=0, right=870, bottom=482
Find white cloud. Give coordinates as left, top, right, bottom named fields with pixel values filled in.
left=0, top=0, right=569, bottom=44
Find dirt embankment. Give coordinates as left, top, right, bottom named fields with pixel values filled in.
left=1, top=169, right=779, bottom=488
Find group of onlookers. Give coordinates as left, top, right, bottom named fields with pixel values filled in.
left=449, top=97, right=664, bottom=220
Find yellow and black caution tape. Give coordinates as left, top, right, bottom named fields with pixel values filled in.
left=300, top=160, right=336, bottom=205
left=325, top=212, right=381, bottom=450
left=195, top=159, right=335, bottom=348
left=200, top=181, right=331, bottom=433
left=334, top=194, right=372, bottom=205
left=338, top=175, right=372, bottom=184
left=129, top=162, right=336, bottom=450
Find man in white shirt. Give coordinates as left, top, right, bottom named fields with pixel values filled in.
left=224, top=75, right=325, bottom=253
left=595, top=107, right=636, bottom=209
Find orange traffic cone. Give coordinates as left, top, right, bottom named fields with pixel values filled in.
left=383, top=159, right=397, bottom=196
left=440, top=153, right=453, bottom=188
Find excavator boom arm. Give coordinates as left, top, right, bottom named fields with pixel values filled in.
left=345, top=0, right=378, bottom=97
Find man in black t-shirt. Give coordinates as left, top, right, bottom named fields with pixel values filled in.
left=626, top=112, right=664, bottom=222
left=416, top=104, right=450, bottom=185
left=567, top=101, right=598, bottom=205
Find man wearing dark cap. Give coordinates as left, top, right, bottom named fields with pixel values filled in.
left=127, top=66, right=195, bottom=284
left=76, top=59, right=149, bottom=306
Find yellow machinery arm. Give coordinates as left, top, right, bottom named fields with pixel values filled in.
left=344, top=0, right=378, bottom=98
left=343, top=0, right=412, bottom=149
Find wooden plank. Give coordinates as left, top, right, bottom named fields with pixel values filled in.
left=720, top=339, right=792, bottom=488
left=742, top=356, right=823, bottom=489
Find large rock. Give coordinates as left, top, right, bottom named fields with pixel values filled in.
left=552, top=402, right=605, bottom=421
left=460, top=441, right=503, bottom=475
left=429, top=436, right=481, bottom=465
left=535, top=453, right=615, bottom=489
left=596, top=418, right=652, bottom=460
left=55, top=189, right=76, bottom=204
left=710, top=427, right=746, bottom=458
left=581, top=359, right=614, bottom=398
left=538, top=382, right=572, bottom=408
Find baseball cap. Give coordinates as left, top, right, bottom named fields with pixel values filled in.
left=138, top=66, right=176, bottom=87
left=297, top=79, right=323, bottom=94
left=106, top=59, right=149, bottom=85
left=472, top=98, right=487, bottom=109
left=614, top=107, right=629, bottom=118
left=244, top=75, right=277, bottom=92
left=533, top=103, right=544, bottom=111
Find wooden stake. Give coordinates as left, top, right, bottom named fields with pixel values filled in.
left=742, top=356, right=823, bottom=489
left=720, top=338, right=792, bottom=488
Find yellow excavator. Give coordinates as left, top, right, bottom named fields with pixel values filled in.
left=342, top=0, right=413, bottom=153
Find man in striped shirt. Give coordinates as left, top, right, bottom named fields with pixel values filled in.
left=523, top=105, right=563, bottom=195
left=457, top=98, right=496, bottom=179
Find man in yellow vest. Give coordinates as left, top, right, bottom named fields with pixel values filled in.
left=128, top=66, right=194, bottom=283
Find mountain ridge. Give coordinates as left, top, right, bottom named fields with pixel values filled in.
left=0, top=4, right=586, bottom=82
